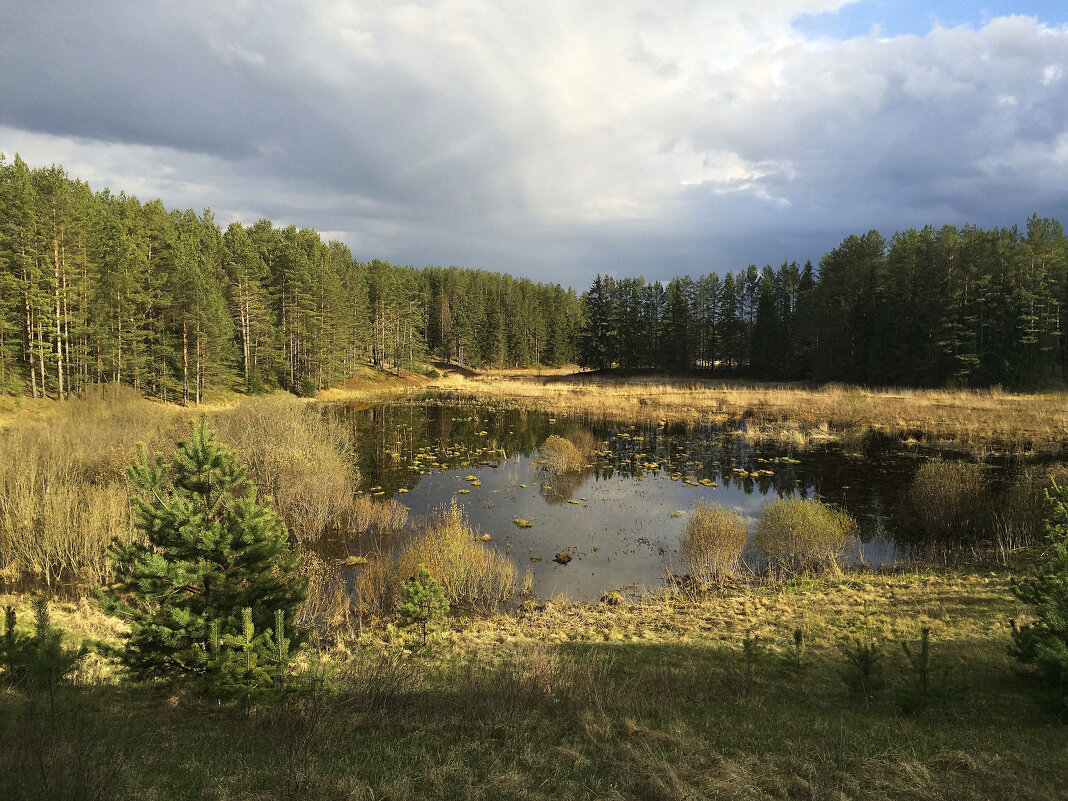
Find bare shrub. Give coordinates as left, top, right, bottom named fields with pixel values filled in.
left=212, top=395, right=357, bottom=541
left=538, top=435, right=585, bottom=474
left=992, top=465, right=1068, bottom=551
left=397, top=501, right=520, bottom=609
left=897, top=459, right=991, bottom=547
left=755, top=498, right=857, bottom=575
left=296, top=553, right=352, bottom=635
left=680, top=500, right=749, bottom=584
left=351, top=552, right=402, bottom=620
left=564, top=428, right=600, bottom=460
left=0, top=428, right=137, bottom=587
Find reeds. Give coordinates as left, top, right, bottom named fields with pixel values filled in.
left=538, top=435, right=586, bottom=474
left=0, top=390, right=363, bottom=588
left=680, top=500, right=748, bottom=584
left=754, top=498, right=857, bottom=575
left=397, top=501, right=524, bottom=610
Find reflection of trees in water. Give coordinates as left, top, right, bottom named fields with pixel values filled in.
left=332, top=399, right=1027, bottom=553
left=536, top=465, right=592, bottom=504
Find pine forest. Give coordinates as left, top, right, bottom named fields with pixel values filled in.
left=2, top=154, right=1067, bottom=399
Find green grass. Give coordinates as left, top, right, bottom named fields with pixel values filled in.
left=2, top=562, right=1066, bottom=800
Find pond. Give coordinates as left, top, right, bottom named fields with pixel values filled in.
left=325, top=400, right=1024, bottom=602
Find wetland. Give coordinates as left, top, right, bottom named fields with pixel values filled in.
left=326, top=397, right=1060, bottom=602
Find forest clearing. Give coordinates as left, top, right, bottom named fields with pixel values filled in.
left=2, top=372, right=1067, bottom=800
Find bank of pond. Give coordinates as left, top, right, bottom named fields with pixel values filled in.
left=316, top=399, right=1063, bottom=609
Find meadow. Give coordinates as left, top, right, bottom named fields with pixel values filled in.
left=1, top=370, right=1066, bottom=800
left=427, top=368, right=1068, bottom=456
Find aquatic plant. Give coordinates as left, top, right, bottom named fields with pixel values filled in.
left=680, top=500, right=748, bottom=585
left=538, top=435, right=586, bottom=473
left=896, top=459, right=991, bottom=552
left=755, top=498, right=857, bottom=575
left=398, top=501, right=522, bottom=609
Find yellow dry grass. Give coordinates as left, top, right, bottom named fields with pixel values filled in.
left=680, top=500, right=749, bottom=584
left=431, top=371, right=1068, bottom=452
left=397, top=501, right=525, bottom=610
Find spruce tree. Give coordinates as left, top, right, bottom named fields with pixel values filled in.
left=98, top=416, right=306, bottom=682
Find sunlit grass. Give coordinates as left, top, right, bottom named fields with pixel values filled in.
left=430, top=370, right=1068, bottom=454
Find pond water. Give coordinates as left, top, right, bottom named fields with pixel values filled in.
left=325, top=400, right=1017, bottom=601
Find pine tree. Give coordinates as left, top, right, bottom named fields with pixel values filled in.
left=1011, top=479, right=1068, bottom=712
left=398, top=564, right=449, bottom=647
left=98, top=416, right=307, bottom=682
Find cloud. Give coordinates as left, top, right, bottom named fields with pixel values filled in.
left=1, top=2, right=1066, bottom=285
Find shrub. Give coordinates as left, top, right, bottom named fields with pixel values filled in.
left=0, top=388, right=178, bottom=586
left=296, top=553, right=353, bottom=635
left=755, top=498, right=857, bottom=575
left=1011, top=479, right=1068, bottom=714
left=993, top=468, right=1068, bottom=551
left=397, top=501, right=521, bottom=609
left=538, top=435, right=586, bottom=474
left=680, top=500, right=748, bottom=584
left=564, top=428, right=600, bottom=460
left=97, top=417, right=307, bottom=684
left=897, top=459, right=991, bottom=549
left=212, top=395, right=356, bottom=541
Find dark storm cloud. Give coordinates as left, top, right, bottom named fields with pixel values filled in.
left=2, top=2, right=1067, bottom=288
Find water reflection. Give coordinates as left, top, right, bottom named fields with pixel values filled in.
left=325, top=400, right=981, bottom=600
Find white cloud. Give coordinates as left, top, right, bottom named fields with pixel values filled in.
left=1, top=2, right=1067, bottom=284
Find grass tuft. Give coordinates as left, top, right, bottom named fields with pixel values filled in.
left=680, top=500, right=748, bottom=584
left=755, top=498, right=857, bottom=575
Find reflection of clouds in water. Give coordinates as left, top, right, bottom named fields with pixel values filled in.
left=342, top=402, right=929, bottom=599
left=398, top=452, right=808, bottom=601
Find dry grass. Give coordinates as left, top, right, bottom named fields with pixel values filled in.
left=315, top=365, right=439, bottom=405
left=0, top=389, right=366, bottom=587
left=0, top=387, right=183, bottom=587
left=430, top=371, right=1068, bottom=453
left=212, top=395, right=357, bottom=541
left=537, top=435, right=586, bottom=474
left=680, top=500, right=749, bottom=584
left=754, top=498, right=857, bottom=576
left=397, top=501, right=525, bottom=610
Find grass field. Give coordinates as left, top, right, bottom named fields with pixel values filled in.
left=1, top=370, right=1065, bottom=800
left=2, top=561, right=1065, bottom=801
left=429, top=369, right=1068, bottom=455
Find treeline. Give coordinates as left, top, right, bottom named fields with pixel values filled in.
left=580, top=222, right=1068, bottom=387
left=0, top=156, right=580, bottom=400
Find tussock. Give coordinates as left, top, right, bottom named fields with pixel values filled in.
left=755, top=498, right=857, bottom=575
left=397, top=501, right=525, bottom=609
left=680, top=500, right=748, bottom=584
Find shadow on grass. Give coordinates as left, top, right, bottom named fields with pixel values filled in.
left=2, top=634, right=1065, bottom=801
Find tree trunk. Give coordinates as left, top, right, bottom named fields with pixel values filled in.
left=183, top=320, right=189, bottom=405
left=53, top=237, right=65, bottom=400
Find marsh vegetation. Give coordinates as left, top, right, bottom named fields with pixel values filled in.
left=1, top=374, right=1066, bottom=801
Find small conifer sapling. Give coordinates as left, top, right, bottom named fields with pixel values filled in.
left=399, top=565, right=449, bottom=647
left=97, top=417, right=307, bottom=685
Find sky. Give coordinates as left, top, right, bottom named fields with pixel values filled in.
left=2, top=1, right=1067, bottom=290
